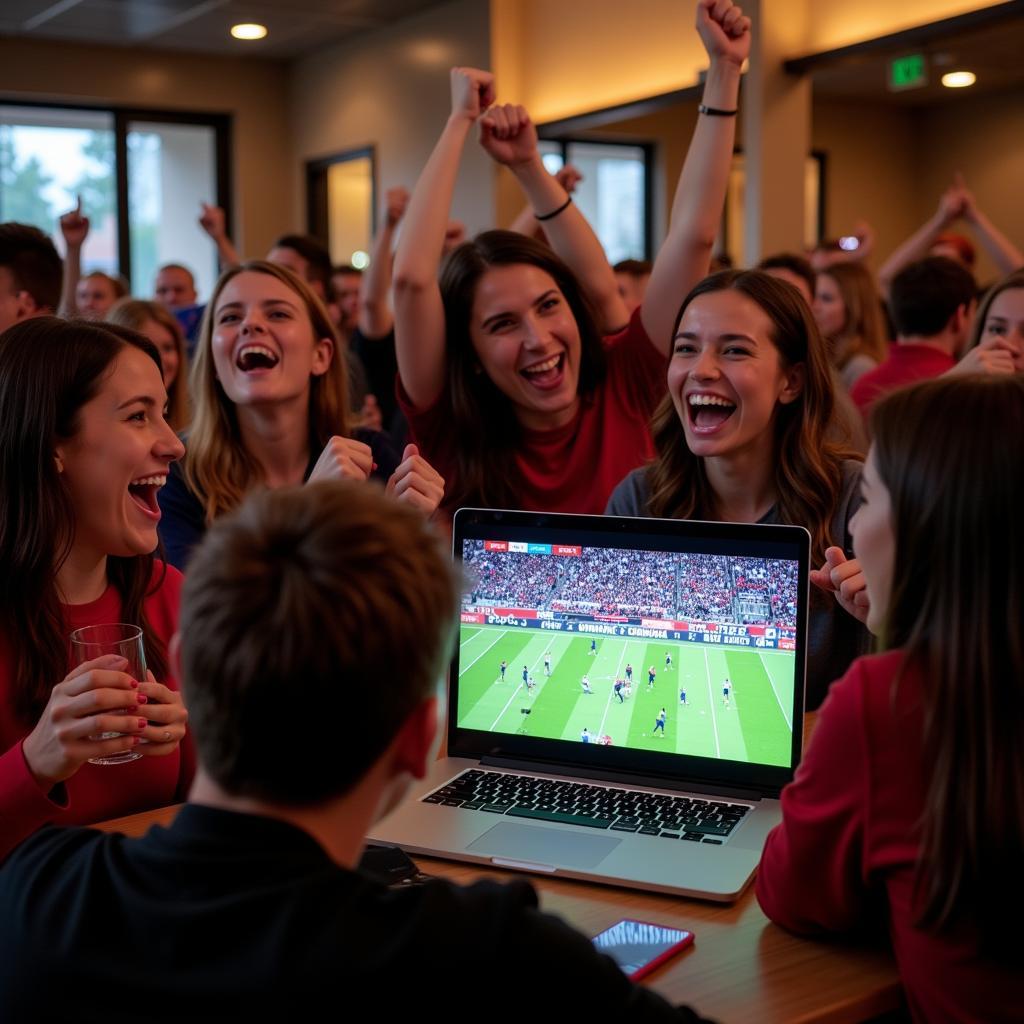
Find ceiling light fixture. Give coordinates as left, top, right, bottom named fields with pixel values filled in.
left=231, top=23, right=268, bottom=41
left=941, top=70, right=976, bottom=88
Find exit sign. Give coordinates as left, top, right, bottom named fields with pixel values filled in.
left=889, top=54, right=927, bottom=91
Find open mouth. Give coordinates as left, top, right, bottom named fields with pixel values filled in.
left=236, top=344, right=280, bottom=372
left=520, top=352, right=565, bottom=389
left=687, top=393, right=737, bottom=433
left=128, top=475, right=166, bottom=520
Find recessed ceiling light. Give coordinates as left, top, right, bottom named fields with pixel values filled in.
left=941, top=70, right=976, bottom=88
left=231, top=23, right=268, bottom=41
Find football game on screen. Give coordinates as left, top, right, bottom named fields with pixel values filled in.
left=458, top=539, right=797, bottom=767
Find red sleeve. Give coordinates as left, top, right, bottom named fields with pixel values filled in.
left=604, top=306, right=668, bottom=420
left=395, top=375, right=455, bottom=474
left=755, top=659, right=870, bottom=934
left=0, top=741, right=68, bottom=862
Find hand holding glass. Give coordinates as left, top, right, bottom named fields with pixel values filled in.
left=69, top=623, right=146, bottom=765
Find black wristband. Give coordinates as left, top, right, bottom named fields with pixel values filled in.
left=535, top=196, right=573, bottom=222
left=698, top=104, right=738, bottom=117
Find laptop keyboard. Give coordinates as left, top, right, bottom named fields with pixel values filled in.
left=423, top=769, right=750, bottom=844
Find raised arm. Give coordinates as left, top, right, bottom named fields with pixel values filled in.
left=357, top=187, right=408, bottom=339
left=198, top=203, right=241, bottom=271
left=393, top=67, right=494, bottom=409
left=57, top=197, right=88, bottom=317
left=480, top=109, right=629, bottom=334
left=641, top=0, right=750, bottom=350
left=877, top=180, right=963, bottom=297
left=506, top=165, right=583, bottom=241
left=961, top=180, right=1024, bottom=275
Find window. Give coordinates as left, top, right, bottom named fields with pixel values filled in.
left=536, top=138, right=651, bottom=263
left=0, top=105, right=117, bottom=273
left=0, top=102, right=230, bottom=296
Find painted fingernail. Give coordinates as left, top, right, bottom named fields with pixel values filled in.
left=130, top=679, right=139, bottom=688
left=137, top=718, right=148, bottom=729
left=372, top=462, right=378, bottom=472
left=132, top=736, right=142, bottom=745
left=126, top=704, right=138, bottom=714
left=136, top=694, right=148, bottom=704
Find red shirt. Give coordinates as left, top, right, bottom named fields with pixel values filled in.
left=399, top=308, right=667, bottom=517
left=0, top=564, right=192, bottom=861
left=850, top=343, right=955, bottom=415
left=757, top=651, right=1019, bottom=1023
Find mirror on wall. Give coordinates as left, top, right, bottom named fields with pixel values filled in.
left=306, top=146, right=375, bottom=268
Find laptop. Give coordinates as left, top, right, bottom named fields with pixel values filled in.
left=368, top=508, right=809, bottom=902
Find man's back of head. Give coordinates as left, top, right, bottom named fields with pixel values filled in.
left=0, top=481, right=710, bottom=1022
left=181, top=480, right=459, bottom=806
left=889, top=256, right=976, bottom=344
left=0, top=223, right=62, bottom=333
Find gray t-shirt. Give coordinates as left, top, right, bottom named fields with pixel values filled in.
left=605, top=460, right=869, bottom=710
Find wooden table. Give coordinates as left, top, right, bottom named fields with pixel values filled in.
left=96, top=713, right=903, bottom=1023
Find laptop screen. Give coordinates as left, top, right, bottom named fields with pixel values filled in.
left=452, top=511, right=808, bottom=784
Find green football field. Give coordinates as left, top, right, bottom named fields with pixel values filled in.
left=456, top=624, right=795, bottom=766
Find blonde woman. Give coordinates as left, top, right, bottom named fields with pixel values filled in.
left=157, top=261, right=444, bottom=569
left=107, top=299, right=190, bottom=431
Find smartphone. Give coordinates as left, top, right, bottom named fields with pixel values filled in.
left=592, top=919, right=695, bottom=980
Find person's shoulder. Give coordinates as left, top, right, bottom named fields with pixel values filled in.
left=604, top=466, right=651, bottom=516
left=0, top=824, right=106, bottom=890
left=603, top=305, right=647, bottom=350
left=824, top=650, right=906, bottom=720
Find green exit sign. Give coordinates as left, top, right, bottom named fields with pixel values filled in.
left=890, top=54, right=927, bottom=91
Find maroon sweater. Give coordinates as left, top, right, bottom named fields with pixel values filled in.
left=0, top=565, right=192, bottom=861
left=757, top=651, right=1019, bottom=1022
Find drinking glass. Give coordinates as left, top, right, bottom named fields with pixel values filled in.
left=69, top=623, right=146, bottom=765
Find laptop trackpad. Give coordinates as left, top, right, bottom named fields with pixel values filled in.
left=468, top=822, right=620, bottom=869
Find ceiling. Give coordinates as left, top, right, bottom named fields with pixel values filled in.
left=804, top=11, right=1024, bottom=106
left=0, top=0, right=450, bottom=59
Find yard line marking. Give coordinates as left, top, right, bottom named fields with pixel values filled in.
left=489, top=645, right=547, bottom=731
left=459, top=629, right=507, bottom=676
left=704, top=647, right=721, bottom=758
left=759, top=651, right=792, bottom=730
left=597, top=638, right=629, bottom=738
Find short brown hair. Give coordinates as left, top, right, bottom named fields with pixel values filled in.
left=179, top=481, right=461, bottom=803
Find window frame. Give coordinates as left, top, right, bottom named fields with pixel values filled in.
left=535, top=134, right=654, bottom=261
left=0, top=97, right=232, bottom=288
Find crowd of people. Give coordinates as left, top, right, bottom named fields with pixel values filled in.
left=464, top=543, right=803, bottom=631
left=0, top=0, right=1021, bottom=1018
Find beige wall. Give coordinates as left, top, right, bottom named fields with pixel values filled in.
left=807, top=0, right=999, bottom=52
left=288, top=0, right=494, bottom=237
left=0, top=37, right=291, bottom=271
left=490, top=0, right=1005, bottom=125
left=918, top=88, right=1024, bottom=284
left=493, top=0, right=707, bottom=124
left=811, top=90, right=1024, bottom=283
left=811, top=99, right=921, bottom=272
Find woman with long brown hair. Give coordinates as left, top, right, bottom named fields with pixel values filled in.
left=757, top=374, right=1024, bottom=1020
left=606, top=270, right=867, bottom=708
left=0, top=317, right=190, bottom=859
left=157, top=260, right=443, bottom=570
left=812, top=261, right=889, bottom=390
